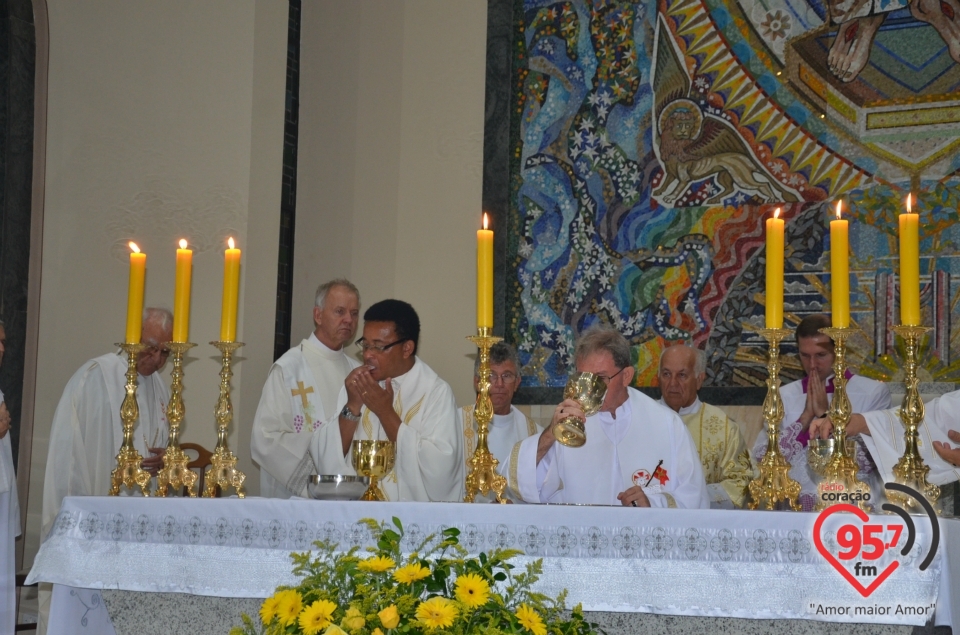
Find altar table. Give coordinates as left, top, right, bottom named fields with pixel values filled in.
left=27, top=496, right=960, bottom=634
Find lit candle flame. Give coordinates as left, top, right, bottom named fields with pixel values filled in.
left=906, top=193, right=912, bottom=214
left=179, top=239, right=188, bottom=249
left=228, top=237, right=235, bottom=249
left=774, top=207, right=780, bottom=219
left=129, top=241, right=140, bottom=253
left=483, top=213, right=489, bottom=230
left=835, top=200, right=842, bottom=219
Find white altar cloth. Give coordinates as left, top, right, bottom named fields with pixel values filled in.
left=27, top=496, right=959, bottom=631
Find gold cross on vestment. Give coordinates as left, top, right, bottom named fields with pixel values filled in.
left=291, top=381, right=314, bottom=409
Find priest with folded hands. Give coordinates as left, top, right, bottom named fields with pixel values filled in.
left=310, top=299, right=463, bottom=501
left=500, top=326, right=709, bottom=508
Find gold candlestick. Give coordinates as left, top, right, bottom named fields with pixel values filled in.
left=156, top=342, right=199, bottom=497
left=889, top=325, right=939, bottom=510
left=109, top=342, right=153, bottom=496
left=204, top=341, right=246, bottom=498
left=463, top=327, right=508, bottom=503
left=748, top=327, right=802, bottom=510
left=815, top=327, right=870, bottom=511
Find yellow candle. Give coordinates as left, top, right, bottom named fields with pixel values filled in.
left=899, top=193, right=921, bottom=325
left=125, top=242, right=146, bottom=344
left=220, top=237, right=241, bottom=341
left=765, top=208, right=784, bottom=329
left=477, top=213, right=494, bottom=328
left=830, top=201, right=850, bottom=328
left=172, top=239, right=193, bottom=342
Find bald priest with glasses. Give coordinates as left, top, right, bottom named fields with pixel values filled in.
left=500, top=326, right=709, bottom=509
left=310, top=299, right=464, bottom=502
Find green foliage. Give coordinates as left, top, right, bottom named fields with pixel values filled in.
left=232, top=517, right=601, bottom=635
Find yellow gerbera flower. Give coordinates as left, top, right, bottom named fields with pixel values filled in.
left=378, top=605, right=400, bottom=629
left=516, top=603, right=547, bottom=635
left=275, top=589, right=304, bottom=627
left=454, top=573, right=490, bottom=608
left=416, top=596, right=458, bottom=630
left=341, top=606, right=366, bottom=631
left=259, top=592, right=281, bottom=624
left=357, top=555, right=396, bottom=572
left=298, top=598, right=337, bottom=635
left=393, top=562, right=431, bottom=584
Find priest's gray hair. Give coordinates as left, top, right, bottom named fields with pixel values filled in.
left=658, top=344, right=706, bottom=376
left=575, top=325, right=631, bottom=369
left=315, top=278, right=360, bottom=308
left=142, top=307, right=173, bottom=332
left=473, top=341, right=520, bottom=377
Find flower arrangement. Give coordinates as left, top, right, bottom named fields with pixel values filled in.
left=230, top=517, right=599, bottom=635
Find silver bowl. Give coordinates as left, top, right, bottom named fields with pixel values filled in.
left=307, top=475, right=370, bottom=501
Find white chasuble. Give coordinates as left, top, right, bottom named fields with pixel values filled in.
left=311, top=357, right=463, bottom=502
left=504, top=388, right=709, bottom=508
left=671, top=398, right=754, bottom=509
left=459, top=405, right=540, bottom=502
left=861, top=389, right=960, bottom=486
left=0, top=389, right=17, bottom=634
left=42, top=352, right=169, bottom=538
left=751, top=373, right=891, bottom=510
left=252, top=333, right=360, bottom=498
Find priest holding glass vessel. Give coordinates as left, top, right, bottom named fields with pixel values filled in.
left=500, top=326, right=709, bottom=508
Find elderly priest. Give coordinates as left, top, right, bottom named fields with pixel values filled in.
left=501, top=326, right=709, bottom=508
left=658, top=344, right=754, bottom=508
left=252, top=279, right=361, bottom=498
left=42, top=308, right=172, bottom=538
left=311, top=299, right=463, bottom=501
left=458, top=341, right=540, bottom=502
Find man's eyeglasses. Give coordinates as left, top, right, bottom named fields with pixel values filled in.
left=356, top=338, right=408, bottom=354
left=594, top=366, right=626, bottom=384
left=485, top=372, right=518, bottom=385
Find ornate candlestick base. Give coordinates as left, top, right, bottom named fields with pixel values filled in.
left=156, top=342, right=199, bottom=497
left=204, top=341, right=246, bottom=498
left=889, top=325, right=940, bottom=511
left=463, top=327, right=508, bottom=503
left=815, top=327, right=870, bottom=511
left=748, top=328, right=802, bottom=511
left=109, top=342, right=153, bottom=497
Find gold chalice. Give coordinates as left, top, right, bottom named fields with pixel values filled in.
left=552, top=372, right=607, bottom=447
left=807, top=438, right=855, bottom=477
left=351, top=440, right=396, bottom=501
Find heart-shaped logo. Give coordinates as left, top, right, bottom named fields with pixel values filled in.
left=813, top=504, right=899, bottom=597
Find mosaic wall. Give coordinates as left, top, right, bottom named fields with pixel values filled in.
left=505, top=0, right=960, bottom=392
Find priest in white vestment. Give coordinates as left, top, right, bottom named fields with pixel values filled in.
left=251, top=279, right=361, bottom=498
left=311, top=299, right=463, bottom=501
left=751, top=314, right=890, bottom=510
left=0, top=321, right=19, bottom=634
left=658, top=345, right=754, bottom=508
left=458, top=341, right=540, bottom=502
left=41, top=308, right=173, bottom=538
left=502, top=326, right=709, bottom=508
left=810, top=389, right=960, bottom=487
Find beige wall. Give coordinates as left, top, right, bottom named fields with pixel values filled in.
left=24, top=0, right=288, bottom=566
left=294, top=0, right=487, bottom=406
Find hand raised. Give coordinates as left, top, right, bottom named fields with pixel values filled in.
left=356, top=370, right=395, bottom=418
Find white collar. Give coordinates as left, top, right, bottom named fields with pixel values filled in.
left=491, top=407, right=516, bottom=428
left=658, top=395, right=701, bottom=416
left=598, top=399, right=631, bottom=445
left=306, top=332, right=345, bottom=358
